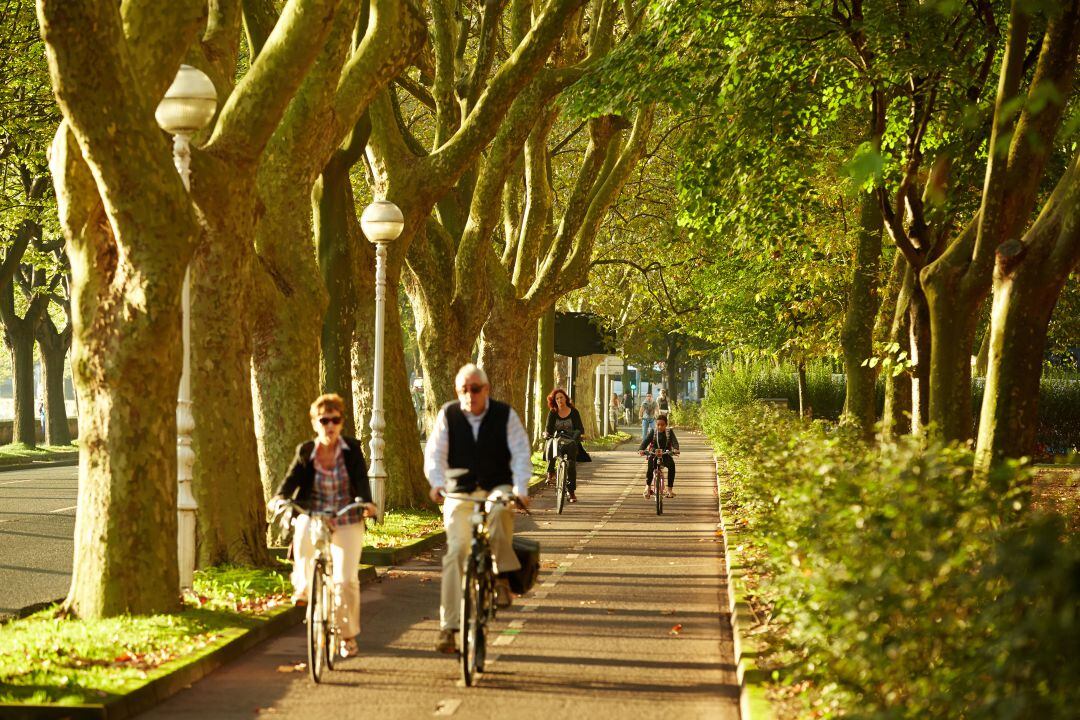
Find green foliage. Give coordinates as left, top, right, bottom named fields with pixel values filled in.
left=704, top=401, right=1080, bottom=718
left=0, top=566, right=293, bottom=705
left=582, top=431, right=632, bottom=452
left=667, top=400, right=700, bottom=430
left=708, top=361, right=846, bottom=420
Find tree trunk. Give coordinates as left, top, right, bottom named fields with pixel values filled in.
left=8, top=327, right=37, bottom=446
left=840, top=192, right=884, bottom=437
left=574, top=354, right=602, bottom=439
left=251, top=181, right=328, bottom=498
left=908, top=281, right=932, bottom=436
left=664, top=337, right=682, bottom=401
left=37, top=322, right=72, bottom=446
left=925, top=289, right=979, bottom=442
left=314, top=155, right=359, bottom=437
left=796, top=361, right=807, bottom=418
left=882, top=266, right=913, bottom=439
left=478, top=300, right=536, bottom=422
left=974, top=324, right=991, bottom=377
left=190, top=178, right=271, bottom=568
left=533, top=308, right=554, bottom=444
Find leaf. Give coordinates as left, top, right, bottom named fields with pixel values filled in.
left=670, top=624, right=683, bottom=635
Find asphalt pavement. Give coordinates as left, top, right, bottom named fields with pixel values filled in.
left=139, top=433, right=740, bottom=720
left=0, top=465, right=78, bottom=619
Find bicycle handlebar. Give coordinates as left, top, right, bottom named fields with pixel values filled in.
left=438, top=489, right=531, bottom=515
left=272, top=496, right=373, bottom=519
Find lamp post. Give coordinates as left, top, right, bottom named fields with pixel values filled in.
left=360, top=200, right=404, bottom=522
left=155, top=64, right=218, bottom=589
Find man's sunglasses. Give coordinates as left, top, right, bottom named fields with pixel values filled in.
left=319, top=416, right=343, bottom=426
left=459, top=383, right=487, bottom=395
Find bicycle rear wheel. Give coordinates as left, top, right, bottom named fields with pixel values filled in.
left=307, top=561, right=328, bottom=683
left=460, top=551, right=486, bottom=686
left=323, top=571, right=337, bottom=671
left=555, top=459, right=567, bottom=514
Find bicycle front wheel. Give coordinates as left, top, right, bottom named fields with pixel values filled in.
left=307, top=561, right=328, bottom=683
left=655, top=469, right=664, bottom=516
left=460, top=551, right=485, bottom=686
left=555, top=459, right=567, bottom=515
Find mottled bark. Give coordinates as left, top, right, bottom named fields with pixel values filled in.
left=478, top=301, right=536, bottom=421
left=841, top=191, right=884, bottom=437
left=573, top=353, right=602, bottom=439
left=881, top=263, right=914, bottom=438
left=533, top=308, right=555, bottom=444
left=976, top=150, right=1080, bottom=469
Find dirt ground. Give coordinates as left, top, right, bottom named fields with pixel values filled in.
left=1033, top=466, right=1080, bottom=533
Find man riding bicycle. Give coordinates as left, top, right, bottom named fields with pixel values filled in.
left=424, top=364, right=532, bottom=655
left=639, top=414, right=680, bottom=498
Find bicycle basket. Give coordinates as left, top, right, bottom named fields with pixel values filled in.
left=504, top=536, right=541, bottom=595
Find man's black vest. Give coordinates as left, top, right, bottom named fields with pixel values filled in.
left=444, top=399, right=513, bottom=492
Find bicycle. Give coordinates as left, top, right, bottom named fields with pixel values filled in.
left=441, top=488, right=528, bottom=687
left=640, top=448, right=677, bottom=516
left=544, top=431, right=577, bottom=514
left=272, top=497, right=368, bottom=684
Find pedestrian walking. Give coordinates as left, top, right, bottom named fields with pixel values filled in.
left=639, top=392, right=657, bottom=441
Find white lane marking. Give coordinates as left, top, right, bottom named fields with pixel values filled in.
left=508, top=619, right=525, bottom=629
left=565, top=553, right=579, bottom=559
left=492, top=634, right=516, bottom=646
left=532, top=591, right=548, bottom=599
left=434, top=698, right=462, bottom=716
left=49, top=505, right=77, bottom=514
left=0, top=478, right=41, bottom=486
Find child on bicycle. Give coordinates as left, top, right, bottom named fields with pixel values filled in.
left=639, top=414, right=680, bottom=498
left=269, top=393, right=377, bottom=659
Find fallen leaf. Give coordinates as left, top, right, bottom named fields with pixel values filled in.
left=670, top=624, right=683, bottom=635
left=276, top=665, right=296, bottom=673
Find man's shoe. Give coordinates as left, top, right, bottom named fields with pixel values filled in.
left=435, top=629, right=457, bottom=654
left=546, top=472, right=554, bottom=484
left=569, top=492, right=577, bottom=503
left=495, top=579, right=513, bottom=608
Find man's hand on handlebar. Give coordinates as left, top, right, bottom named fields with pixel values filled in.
left=361, top=503, right=378, bottom=518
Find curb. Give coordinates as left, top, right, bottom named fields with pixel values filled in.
left=0, top=566, right=380, bottom=720
left=0, top=456, right=78, bottom=473
left=715, top=456, right=774, bottom=720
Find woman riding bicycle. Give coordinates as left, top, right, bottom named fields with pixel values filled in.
left=270, top=393, right=376, bottom=659
left=544, top=388, right=591, bottom=503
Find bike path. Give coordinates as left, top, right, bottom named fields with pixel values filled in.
left=139, top=433, right=740, bottom=719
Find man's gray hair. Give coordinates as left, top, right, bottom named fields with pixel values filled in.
left=455, top=363, right=488, bottom=388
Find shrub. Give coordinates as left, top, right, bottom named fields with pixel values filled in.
left=708, top=361, right=846, bottom=419
left=668, top=400, right=701, bottom=430
left=704, top=398, right=1080, bottom=718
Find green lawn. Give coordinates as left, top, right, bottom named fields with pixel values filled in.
left=0, top=441, right=79, bottom=466
left=0, top=566, right=292, bottom=705
left=364, top=509, right=443, bottom=548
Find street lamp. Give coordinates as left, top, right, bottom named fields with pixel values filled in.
left=360, top=200, right=404, bottom=523
left=156, top=64, right=217, bottom=589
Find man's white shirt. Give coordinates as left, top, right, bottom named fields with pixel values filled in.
left=423, top=402, right=533, bottom=497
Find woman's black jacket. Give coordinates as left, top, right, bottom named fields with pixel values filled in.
left=274, top=436, right=371, bottom=508
left=544, top=408, right=592, bottom=462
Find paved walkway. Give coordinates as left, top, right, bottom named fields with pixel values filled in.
left=140, top=434, right=740, bottom=720
left=0, top=466, right=77, bottom=619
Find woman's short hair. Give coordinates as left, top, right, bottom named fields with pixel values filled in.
left=455, top=363, right=488, bottom=389
left=546, top=387, right=573, bottom=411
left=310, top=393, right=346, bottom=418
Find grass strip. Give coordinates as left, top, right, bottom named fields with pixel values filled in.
left=0, top=442, right=78, bottom=466
left=0, top=566, right=292, bottom=706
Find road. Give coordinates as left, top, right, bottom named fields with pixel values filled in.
left=0, top=464, right=78, bottom=619
left=140, top=434, right=740, bottom=720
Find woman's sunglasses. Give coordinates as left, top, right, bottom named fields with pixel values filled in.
left=318, top=416, right=343, bottom=426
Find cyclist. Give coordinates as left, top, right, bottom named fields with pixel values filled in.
left=639, top=414, right=680, bottom=499
left=269, top=393, right=377, bottom=659
left=639, top=391, right=657, bottom=440
left=424, top=364, right=532, bottom=655
left=543, top=388, right=591, bottom=503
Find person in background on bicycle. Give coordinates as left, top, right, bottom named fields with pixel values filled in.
left=543, top=388, right=591, bottom=503
left=424, top=364, right=532, bottom=655
left=270, top=393, right=377, bottom=659
left=639, top=391, right=657, bottom=440
left=639, top=414, right=680, bottom=499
